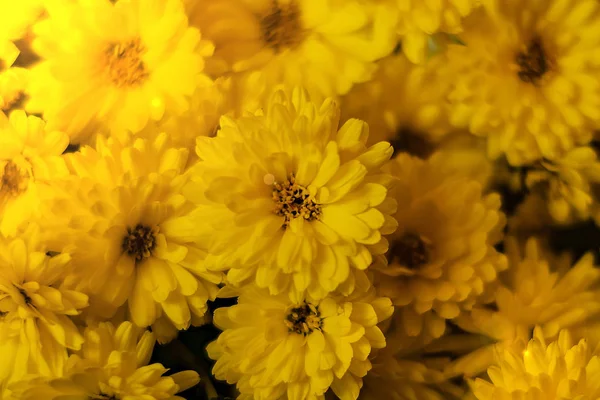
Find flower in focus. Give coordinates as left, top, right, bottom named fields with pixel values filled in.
left=187, top=0, right=397, bottom=100
left=42, top=133, right=222, bottom=337
left=376, top=153, right=507, bottom=345
left=13, top=321, right=200, bottom=400
left=391, top=0, right=481, bottom=63
left=524, top=147, right=600, bottom=223
left=341, top=53, right=453, bottom=156
left=469, top=327, right=600, bottom=399
left=27, top=0, right=214, bottom=143
left=0, top=225, right=88, bottom=382
left=207, top=284, right=393, bottom=400
left=0, top=110, right=69, bottom=235
left=186, top=87, right=397, bottom=301
left=443, top=0, right=600, bottom=165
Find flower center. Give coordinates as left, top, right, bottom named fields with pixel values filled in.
left=122, top=224, right=158, bottom=262
left=515, top=37, right=550, bottom=84
left=272, top=173, right=321, bottom=228
left=260, top=1, right=304, bottom=52
left=387, top=233, right=431, bottom=269
left=285, top=302, right=322, bottom=335
left=104, top=38, right=148, bottom=87
left=0, top=160, right=29, bottom=198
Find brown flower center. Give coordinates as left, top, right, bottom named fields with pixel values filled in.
left=1, top=160, right=29, bottom=198
left=387, top=233, right=431, bottom=269
left=122, top=224, right=158, bottom=262
left=272, top=173, right=321, bottom=229
left=515, top=37, right=550, bottom=85
left=261, top=1, right=304, bottom=52
left=285, top=302, right=322, bottom=335
left=104, top=38, right=148, bottom=87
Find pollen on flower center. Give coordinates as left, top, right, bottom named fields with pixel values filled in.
left=103, top=38, right=149, bottom=87
left=285, top=302, right=322, bottom=335
left=0, top=160, right=29, bottom=197
left=260, top=1, right=304, bottom=52
left=387, top=233, right=431, bottom=269
left=272, top=173, right=321, bottom=228
left=515, top=37, right=551, bottom=84
left=122, top=224, right=158, bottom=262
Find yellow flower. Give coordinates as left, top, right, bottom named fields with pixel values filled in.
left=13, top=321, right=200, bottom=400
left=0, top=110, right=69, bottom=236
left=42, top=133, right=222, bottom=335
left=392, top=0, right=481, bottom=63
left=26, top=0, right=214, bottom=143
left=207, top=284, right=393, bottom=400
left=0, top=225, right=88, bottom=382
left=470, top=327, right=600, bottom=399
left=186, top=87, right=397, bottom=301
left=340, top=53, right=453, bottom=155
left=442, top=237, right=600, bottom=379
left=443, top=0, right=600, bottom=165
left=359, top=352, right=465, bottom=400
left=376, top=153, right=507, bottom=345
left=187, top=0, right=397, bottom=99
left=524, top=147, right=600, bottom=223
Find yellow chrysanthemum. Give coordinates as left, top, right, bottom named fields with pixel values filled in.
left=0, top=225, right=89, bottom=383
left=187, top=0, right=397, bottom=100
left=524, top=146, right=600, bottom=223
left=27, top=0, right=214, bottom=143
left=13, top=321, right=200, bottom=400
left=376, top=153, right=507, bottom=345
left=469, top=327, right=600, bottom=399
left=358, top=352, right=464, bottom=400
left=442, top=237, right=600, bottom=379
left=41, top=133, right=222, bottom=336
left=207, top=284, right=393, bottom=400
left=0, top=110, right=69, bottom=235
left=186, top=87, right=397, bottom=301
left=443, top=0, right=600, bottom=165
left=390, top=0, right=481, bottom=63
left=340, top=53, right=453, bottom=155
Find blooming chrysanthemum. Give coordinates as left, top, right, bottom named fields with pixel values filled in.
left=207, top=284, right=393, bottom=400
left=375, top=153, right=507, bottom=345
left=0, top=225, right=88, bottom=383
left=27, top=0, right=214, bottom=143
left=358, top=352, right=464, bottom=400
left=13, top=321, right=200, bottom=400
left=42, top=133, right=222, bottom=339
left=443, top=0, right=600, bottom=165
left=441, top=236, right=600, bottom=379
left=186, top=0, right=397, bottom=100
left=341, top=53, right=453, bottom=155
left=0, top=110, right=69, bottom=235
left=524, top=146, right=600, bottom=223
left=390, top=0, right=481, bottom=63
left=469, top=327, right=600, bottom=399
left=186, top=87, right=397, bottom=301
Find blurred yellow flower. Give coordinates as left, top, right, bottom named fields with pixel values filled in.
left=0, top=110, right=69, bottom=235
left=470, top=327, right=600, bottom=399
left=376, top=153, right=507, bottom=345
left=341, top=53, right=453, bottom=154
left=443, top=0, right=600, bottom=165
left=186, top=87, right=397, bottom=301
left=27, top=0, right=214, bottom=143
left=14, top=321, right=200, bottom=400
left=0, top=225, right=88, bottom=382
left=187, top=0, right=397, bottom=100
left=42, top=133, right=222, bottom=335
left=207, top=284, right=393, bottom=400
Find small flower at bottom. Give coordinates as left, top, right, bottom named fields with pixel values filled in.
left=206, top=284, right=394, bottom=400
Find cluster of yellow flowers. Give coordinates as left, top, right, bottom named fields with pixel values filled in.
left=1, top=0, right=600, bottom=399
